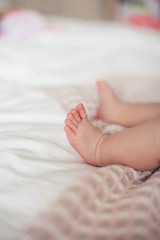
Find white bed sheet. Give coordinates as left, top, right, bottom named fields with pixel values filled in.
left=0, top=17, right=160, bottom=240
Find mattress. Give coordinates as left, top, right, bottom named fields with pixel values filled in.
left=0, top=10, right=160, bottom=240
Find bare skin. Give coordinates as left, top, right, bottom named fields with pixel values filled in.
left=64, top=104, right=102, bottom=166
left=96, top=81, right=160, bottom=127
left=64, top=81, right=160, bottom=171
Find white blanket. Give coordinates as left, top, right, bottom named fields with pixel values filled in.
left=0, top=16, right=160, bottom=240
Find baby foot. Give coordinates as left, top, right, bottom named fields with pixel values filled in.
left=96, top=81, right=121, bottom=124
left=64, top=103, right=104, bottom=166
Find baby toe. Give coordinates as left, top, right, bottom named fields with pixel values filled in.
left=67, top=113, right=78, bottom=126
left=64, top=125, right=75, bottom=136
left=71, top=109, right=81, bottom=122
left=65, top=118, right=77, bottom=132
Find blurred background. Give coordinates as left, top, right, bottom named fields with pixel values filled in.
left=0, top=0, right=160, bottom=27
left=0, top=0, right=160, bottom=42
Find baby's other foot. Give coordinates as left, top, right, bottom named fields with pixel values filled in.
left=96, top=81, right=120, bottom=124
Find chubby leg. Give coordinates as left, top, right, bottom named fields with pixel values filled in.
left=97, top=81, right=160, bottom=127
left=65, top=104, right=160, bottom=171
left=96, top=117, right=160, bottom=170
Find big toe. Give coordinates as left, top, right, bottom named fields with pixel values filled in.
left=76, top=103, right=87, bottom=119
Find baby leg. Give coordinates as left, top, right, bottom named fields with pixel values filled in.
left=96, top=117, right=160, bottom=170
left=65, top=104, right=160, bottom=171
left=97, top=80, right=160, bottom=127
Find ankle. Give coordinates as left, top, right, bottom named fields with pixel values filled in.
left=110, top=100, right=130, bottom=126
left=94, top=134, right=108, bottom=166
left=108, top=99, right=123, bottom=125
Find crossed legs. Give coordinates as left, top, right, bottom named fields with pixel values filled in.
left=64, top=81, right=160, bottom=171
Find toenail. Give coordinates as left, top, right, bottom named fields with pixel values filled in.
left=78, top=104, right=83, bottom=108
left=71, top=109, right=76, bottom=114
left=67, top=113, right=72, bottom=118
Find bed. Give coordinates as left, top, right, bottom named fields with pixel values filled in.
left=0, top=10, right=160, bottom=240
